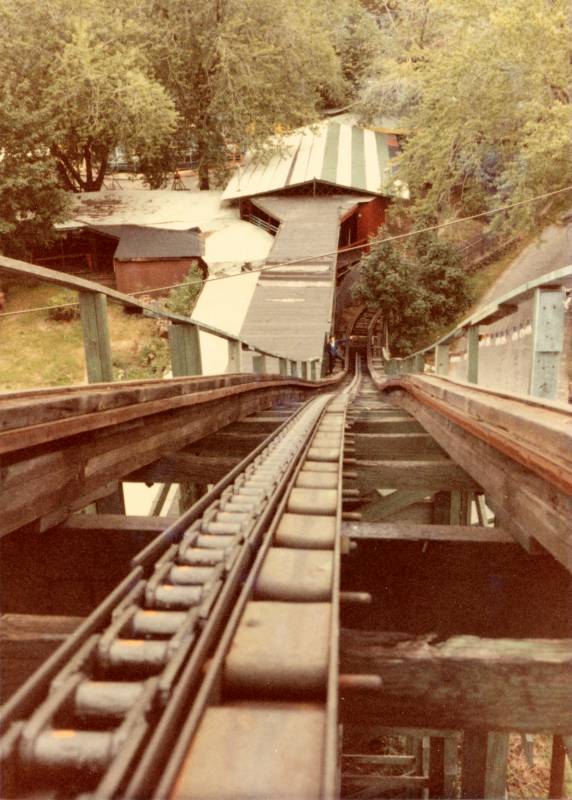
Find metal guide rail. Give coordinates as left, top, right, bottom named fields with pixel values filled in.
left=0, top=372, right=358, bottom=799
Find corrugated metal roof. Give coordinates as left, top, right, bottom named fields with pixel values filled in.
left=92, top=225, right=203, bottom=261
left=222, top=121, right=408, bottom=201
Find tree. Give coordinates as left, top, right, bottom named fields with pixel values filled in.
left=358, top=0, right=572, bottom=235
left=163, top=263, right=204, bottom=317
left=0, top=100, right=70, bottom=257
left=147, top=0, right=365, bottom=189
left=352, top=229, right=471, bottom=354
left=0, top=0, right=178, bottom=193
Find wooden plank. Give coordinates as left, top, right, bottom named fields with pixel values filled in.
left=461, top=731, right=488, bottom=799
left=390, top=390, right=572, bottom=569
left=0, top=387, right=293, bottom=538
left=361, top=489, right=431, bottom=522
left=60, top=514, right=170, bottom=534
left=343, top=775, right=428, bottom=790
left=127, top=453, right=240, bottom=485
left=78, top=291, right=114, bottom=383
left=342, top=521, right=514, bottom=544
left=355, top=459, right=480, bottom=492
left=340, top=630, right=572, bottom=733
left=343, top=754, right=415, bottom=766
left=351, top=417, right=423, bottom=433
left=355, top=433, right=448, bottom=460
left=0, top=614, right=83, bottom=704
left=386, top=374, right=572, bottom=478
left=549, top=735, right=567, bottom=799
left=484, top=733, right=509, bottom=799
left=185, top=430, right=268, bottom=456
left=429, top=738, right=445, bottom=798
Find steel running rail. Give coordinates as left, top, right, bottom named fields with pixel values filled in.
left=0, top=364, right=361, bottom=799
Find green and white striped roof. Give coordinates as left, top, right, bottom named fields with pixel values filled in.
left=222, top=121, right=409, bottom=201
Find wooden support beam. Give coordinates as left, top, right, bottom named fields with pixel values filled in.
left=355, top=433, right=448, bottom=460
left=351, top=418, right=423, bottom=433
left=466, top=325, right=479, bottom=384
left=549, top=735, right=567, bottom=799
left=354, top=459, right=479, bottom=492
left=78, top=291, right=113, bottom=383
left=340, top=629, right=572, bottom=733
left=95, top=482, right=125, bottom=515
left=185, top=430, right=267, bottom=457
left=227, top=339, right=242, bottom=373
left=341, top=521, right=514, bottom=544
left=435, top=343, right=449, bottom=376
left=127, top=453, right=240, bottom=485
left=0, top=383, right=302, bottom=539
left=529, top=286, right=565, bottom=400
left=168, top=323, right=202, bottom=376
left=279, top=357, right=288, bottom=376
left=289, top=360, right=298, bottom=377
left=60, top=514, right=170, bottom=535
left=0, top=614, right=83, bottom=703
left=310, top=360, right=318, bottom=381
left=252, top=353, right=266, bottom=374
left=361, top=489, right=431, bottom=522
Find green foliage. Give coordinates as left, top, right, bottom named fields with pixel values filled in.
left=163, top=263, right=204, bottom=317
left=352, top=229, right=471, bottom=354
left=113, top=337, right=171, bottom=380
left=358, top=0, right=572, bottom=235
left=146, top=0, right=374, bottom=188
left=0, top=0, right=178, bottom=194
left=46, top=289, right=80, bottom=322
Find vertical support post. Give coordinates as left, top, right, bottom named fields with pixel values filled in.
left=414, top=353, right=425, bottom=373
left=95, top=483, right=125, bottom=514
left=279, top=357, right=288, bottom=376
left=79, top=291, right=114, bottom=383
left=252, top=353, right=266, bottom=374
left=168, top=323, right=202, bottom=376
left=484, top=733, right=509, bottom=799
left=429, top=737, right=445, bottom=798
left=227, top=339, right=243, bottom=373
left=549, top=735, right=567, bottom=799
left=310, top=360, right=318, bottom=381
left=461, top=731, right=488, bottom=799
left=435, top=343, right=450, bottom=376
left=529, top=286, right=565, bottom=399
left=301, top=361, right=308, bottom=380
left=461, top=732, right=508, bottom=800
left=466, top=325, right=479, bottom=384
left=289, top=360, right=298, bottom=377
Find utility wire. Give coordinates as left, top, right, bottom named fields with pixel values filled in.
left=1, top=183, right=571, bottom=319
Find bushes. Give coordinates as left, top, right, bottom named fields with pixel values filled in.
left=46, top=289, right=80, bottom=322
left=352, top=230, right=471, bottom=356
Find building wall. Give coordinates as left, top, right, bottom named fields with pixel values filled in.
left=356, top=197, right=388, bottom=244
left=114, top=258, right=206, bottom=294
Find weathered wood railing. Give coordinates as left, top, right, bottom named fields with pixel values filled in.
left=0, top=255, right=322, bottom=386
left=381, top=265, right=571, bottom=401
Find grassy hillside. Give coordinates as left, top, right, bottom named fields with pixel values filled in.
left=0, top=283, right=169, bottom=391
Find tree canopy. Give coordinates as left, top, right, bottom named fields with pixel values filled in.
left=358, top=0, right=572, bottom=234
left=146, top=0, right=377, bottom=188
left=352, top=230, right=471, bottom=354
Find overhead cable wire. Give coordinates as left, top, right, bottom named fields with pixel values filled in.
left=1, top=183, right=571, bottom=319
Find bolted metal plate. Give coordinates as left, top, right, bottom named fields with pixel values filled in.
left=275, top=513, right=336, bottom=549
left=171, top=703, right=325, bottom=799
left=255, top=548, right=333, bottom=601
left=225, top=602, right=331, bottom=696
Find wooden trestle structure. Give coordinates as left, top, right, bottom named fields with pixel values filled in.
left=0, top=257, right=571, bottom=799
